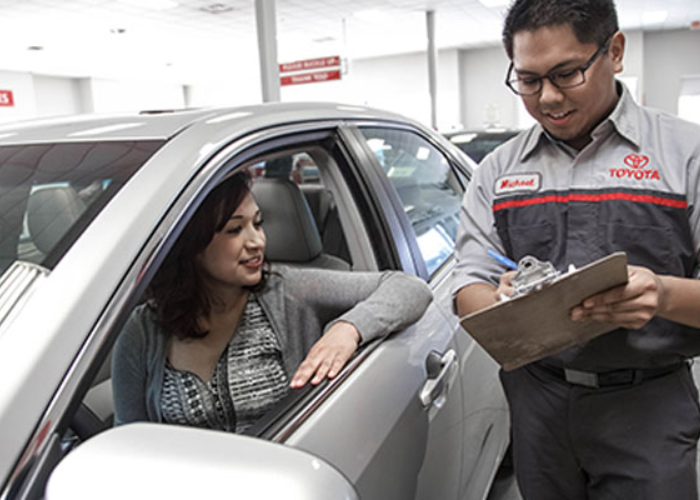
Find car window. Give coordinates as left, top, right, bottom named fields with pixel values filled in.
left=95, top=143, right=362, bottom=437
left=446, top=131, right=518, bottom=164
left=357, top=127, right=463, bottom=275
left=0, top=141, right=163, bottom=276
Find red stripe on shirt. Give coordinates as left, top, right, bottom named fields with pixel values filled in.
left=493, top=192, right=688, bottom=212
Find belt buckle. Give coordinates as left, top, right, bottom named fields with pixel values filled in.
left=564, top=368, right=600, bottom=388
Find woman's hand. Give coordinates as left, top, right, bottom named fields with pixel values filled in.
left=290, top=321, right=360, bottom=388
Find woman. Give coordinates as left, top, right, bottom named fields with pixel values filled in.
left=112, top=171, right=432, bottom=433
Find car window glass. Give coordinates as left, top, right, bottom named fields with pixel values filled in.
left=358, top=127, right=463, bottom=275
left=447, top=131, right=518, bottom=164
left=0, top=141, right=163, bottom=276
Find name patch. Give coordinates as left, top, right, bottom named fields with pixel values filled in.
left=494, top=173, right=541, bottom=195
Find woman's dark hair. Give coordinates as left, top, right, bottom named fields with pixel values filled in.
left=502, top=0, right=619, bottom=59
left=147, top=170, right=269, bottom=339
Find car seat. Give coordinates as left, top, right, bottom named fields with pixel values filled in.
left=26, top=185, right=86, bottom=258
left=251, top=178, right=350, bottom=270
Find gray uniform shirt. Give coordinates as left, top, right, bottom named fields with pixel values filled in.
left=112, top=264, right=432, bottom=425
left=453, top=83, right=700, bottom=371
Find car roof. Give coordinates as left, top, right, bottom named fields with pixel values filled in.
left=0, top=102, right=416, bottom=145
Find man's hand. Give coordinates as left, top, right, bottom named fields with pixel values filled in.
left=496, top=271, right=517, bottom=299
left=570, top=265, right=665, bottom=329
left=290, top=321, right=360, bottom=388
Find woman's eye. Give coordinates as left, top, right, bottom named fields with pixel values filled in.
left=227, top=226, right=243, bottom=234
left=254, top=219, right=264, bottom=228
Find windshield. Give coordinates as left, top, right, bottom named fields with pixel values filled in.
left=0, top=140, right=164, bottom=276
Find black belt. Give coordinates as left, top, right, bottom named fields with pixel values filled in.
left=534, top=362, right=687, bottom=389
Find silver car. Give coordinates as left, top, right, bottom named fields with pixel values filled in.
left=0, top=103, right=509, bottom=500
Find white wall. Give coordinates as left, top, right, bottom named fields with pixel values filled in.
left=0, top=71, right=188, bottom=123
left=458, top=45, right=515, bottom=130
left=184, top=75, right=262, bottom=108
left=0, top=71, right=36, bottom=124
left=280, top=49, right=462, bottom=131
left=643, top=29, right=700, bottom=114
left=34, top=75, right=85, bottom=117
left=89, top=78, right=185, bottom=113
left=620, top=30, right=644, bottom=102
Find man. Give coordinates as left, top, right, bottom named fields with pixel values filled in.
left=452, top=1, right=700, bottom=498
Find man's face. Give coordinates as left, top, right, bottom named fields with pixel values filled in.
left=511, top=24, right=624, bottom=150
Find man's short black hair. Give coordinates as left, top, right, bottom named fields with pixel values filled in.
left=502, top=0, right=619, bottom=59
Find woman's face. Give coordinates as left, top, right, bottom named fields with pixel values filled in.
left=196, top=192, right=266, bottom=291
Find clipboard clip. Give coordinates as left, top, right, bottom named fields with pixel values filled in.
left=511, top=255, right=561, bottom=296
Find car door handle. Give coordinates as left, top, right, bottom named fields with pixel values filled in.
left=419, top=349, right=458, bottom=408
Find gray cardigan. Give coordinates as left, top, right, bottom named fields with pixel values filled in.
left=112, top=264, right=432, bottom=425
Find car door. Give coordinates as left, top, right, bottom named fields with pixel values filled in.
left=220, top=126, right=461, bottom=500
left=342, top=123, right=510, bottom=500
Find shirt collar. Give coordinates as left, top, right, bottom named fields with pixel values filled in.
left=518, top=81, right=642, bottom=162
left=606, top=82, right=642, bottom=149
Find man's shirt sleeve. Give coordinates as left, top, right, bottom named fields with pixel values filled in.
left=451, top=155, right=510, bottom=301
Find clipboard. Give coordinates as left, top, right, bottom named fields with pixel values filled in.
left=460, top=252, right=629, bottom=371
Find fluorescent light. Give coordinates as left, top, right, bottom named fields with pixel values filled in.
left=478, top=0, right=510, bottom=7
left=119, top=0, right=178, bottom=11
left=642, top=10, right=668, bottom=25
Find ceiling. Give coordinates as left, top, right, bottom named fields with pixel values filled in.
left=0, top=0, right=699, bottom=84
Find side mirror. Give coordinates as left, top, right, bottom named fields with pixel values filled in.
left=46, top=423, right=358, bottom=500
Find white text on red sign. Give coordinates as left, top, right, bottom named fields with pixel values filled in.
left=279, top=56, right=341, bottom=74
left=0, top=90, right=14, bottom=107
left=280, top=70, right=342, bottom=86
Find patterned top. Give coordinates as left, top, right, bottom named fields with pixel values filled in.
left=160, top=296, right=289, bottom=433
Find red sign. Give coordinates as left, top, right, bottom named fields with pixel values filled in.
left=280, top=70, right=342, bottom=86
left=0, top=90, right=14, bottom=107
left=279, top=56, right=340, bottom=74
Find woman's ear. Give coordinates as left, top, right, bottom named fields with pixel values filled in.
left=610, top=31, right=625, bottom=74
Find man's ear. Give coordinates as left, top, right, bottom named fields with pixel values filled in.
left=610, top=31, right=625, bottom=74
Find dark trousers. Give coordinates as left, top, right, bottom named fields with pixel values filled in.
left=500, top=364, right=700, bottom=500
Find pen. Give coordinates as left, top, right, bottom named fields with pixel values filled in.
left=487, top=249, right=518, bottom=271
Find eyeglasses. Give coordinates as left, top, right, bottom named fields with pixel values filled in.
left=505, top=37, right=612, bottom=96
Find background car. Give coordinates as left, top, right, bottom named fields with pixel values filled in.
left=0, top=104, right=509, bottom=500
left=444, top=128, right=520, bottom=164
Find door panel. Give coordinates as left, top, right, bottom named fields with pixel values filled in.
left=433, top=262, right=510, bottom=499
left=284, top=305, right=456, bottom=500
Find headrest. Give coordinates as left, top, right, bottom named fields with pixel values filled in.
left=251, top=178, right=323, bottom=263
left=27, top=185, right=86, bottom=254
left=264, top=157, right=293, bottom=179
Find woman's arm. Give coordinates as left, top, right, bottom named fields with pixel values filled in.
left=286, top=267, right=432, bottom=387
left=111, top=308, right=152, bottom=425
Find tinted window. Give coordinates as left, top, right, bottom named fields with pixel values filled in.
left=447, top=131, right=518, bottom=163
left=358, top=127, right=463, bottom=275
left=0, top=141, right=163, bottom=275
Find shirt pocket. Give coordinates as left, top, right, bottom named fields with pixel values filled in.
left=497, top=221, right=555, bottom=263
left=602, top=223, right=674, bottom=274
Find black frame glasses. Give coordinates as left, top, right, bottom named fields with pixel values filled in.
left=505, top=37, right=612, bottom=96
